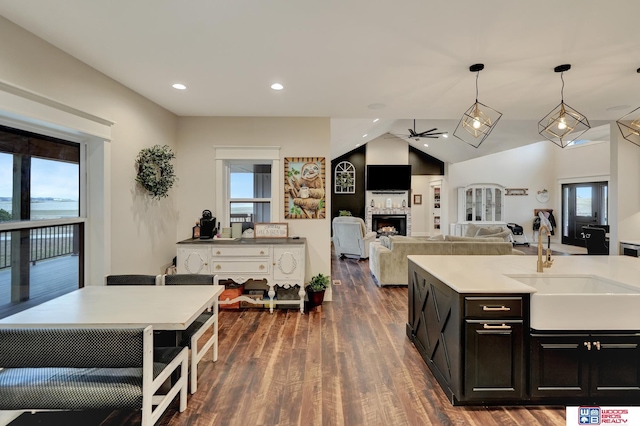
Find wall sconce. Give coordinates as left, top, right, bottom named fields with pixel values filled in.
left=538, top=64, right=590, bottom=148
left=453, top=64, right=502, bottom=148
left=616, top=68, right=640, bottom=147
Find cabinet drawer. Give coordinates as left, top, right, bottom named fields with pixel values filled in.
left=211, top=258, right=270, bottom=274
left=465, top=297, right=522, bottom=318
left=211, top=246, right=270, bottom=257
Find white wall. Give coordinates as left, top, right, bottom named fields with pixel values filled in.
left=448, top=140, right=611, bottom=241
left=0, top=16, right=179, bottom=276
left=176, top=117, right=332, bottom=290
left=366, top=136, right=408, bottom=165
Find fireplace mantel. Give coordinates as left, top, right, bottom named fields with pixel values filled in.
left=366, top=207, right=411, bottom=236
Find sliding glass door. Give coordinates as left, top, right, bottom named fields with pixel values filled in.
left=0, top=125, right=84, bottom=318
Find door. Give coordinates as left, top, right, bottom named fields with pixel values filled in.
left=530, top=334, right=590, bottom=398
left=562, top=182, right=608, bottom=246
left=590, top=334, right=640, bottom=398
left=465, top=320, right=524, bottom=400
left=429, top=180, right=442, bottom=235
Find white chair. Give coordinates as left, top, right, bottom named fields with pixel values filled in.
left=332, top=216, right=377, bottom=259
left=162, top=274, right=217, bottom=394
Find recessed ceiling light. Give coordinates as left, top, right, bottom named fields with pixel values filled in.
left=423, top=143, right=429, bottom=147
left=367, top=103, right=386, bottom=110
left=362, top=134, right=368, bottom=138
left=443, top=134, right=449, bottom=138
left=373, top=118, right=379, bottom=123
left=172, top=83, right=187, bottom=90
left=607, top=104, right=631, bottom=112
left=271, top=83, right=284, bottom=91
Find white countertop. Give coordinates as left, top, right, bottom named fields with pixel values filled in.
left=407, top=255, right=640, bottom=294
left=408, top=255, right=640, bottom=330
left=0, top=285, right=225, bottom=330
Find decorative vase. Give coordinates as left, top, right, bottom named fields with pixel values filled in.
left=307, top=288, right=325, bottom=306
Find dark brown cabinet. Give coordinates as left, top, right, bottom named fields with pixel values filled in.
left=407, top=261, right=527, bottom=404
left=530, top=332, right=640, bottom=402
left=463, top=296, right=525, bottom=401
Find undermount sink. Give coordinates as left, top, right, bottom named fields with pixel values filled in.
left=506, top=274, right=640, bottom=331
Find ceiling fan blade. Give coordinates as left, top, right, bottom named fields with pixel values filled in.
left=418, top=128, right=438, bottom=135
left=408, top=129, right=417, bottom=136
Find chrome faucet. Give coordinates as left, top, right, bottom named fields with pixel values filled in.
left=537, top=224, right=553, bottom=272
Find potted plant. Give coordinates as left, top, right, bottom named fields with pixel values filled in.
left=306, top=273, right=330, bottom=307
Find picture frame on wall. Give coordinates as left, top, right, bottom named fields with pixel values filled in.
left=284, top=157, right=326, bottom=219
left=413, top=194, right=422, bottom=205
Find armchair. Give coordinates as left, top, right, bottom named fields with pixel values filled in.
left=332, top=216, right=377, bottom=259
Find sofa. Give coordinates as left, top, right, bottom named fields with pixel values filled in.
left=369, top=234, right=517, bottom=287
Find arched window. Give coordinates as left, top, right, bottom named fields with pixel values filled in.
left=334, top=161, right=355, bottom=194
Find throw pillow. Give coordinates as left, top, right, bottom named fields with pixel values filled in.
left=475, top=226, right=505, bottom=236
left=464, top=223, right=480, bottom=237
left=428, top=234, right=445, bottom=241
left=379, top=236, right=391, bottom=249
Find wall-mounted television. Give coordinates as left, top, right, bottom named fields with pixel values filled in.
left=366, top=165, right=412, bottom=191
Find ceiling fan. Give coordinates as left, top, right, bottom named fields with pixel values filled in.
left=392, top=120, right=447, bottom=141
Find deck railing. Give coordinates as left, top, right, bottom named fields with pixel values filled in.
left=0, top=225, right=77, bottom=269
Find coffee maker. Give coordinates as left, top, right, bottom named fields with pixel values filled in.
left=199, top=210, right=217, bottom=239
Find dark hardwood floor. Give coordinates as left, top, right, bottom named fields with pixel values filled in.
left=10, top=250, right=566, bottom=426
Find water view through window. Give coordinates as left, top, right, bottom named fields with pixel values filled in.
left=0, top=127, right=82, bottom=319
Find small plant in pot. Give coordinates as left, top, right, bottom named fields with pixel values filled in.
left=306, top=273, right=330, bottom=307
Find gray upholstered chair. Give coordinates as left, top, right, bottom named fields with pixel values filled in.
left=332, top=216, right=377, bottom=259
left=162, top=273, right=217, bottom=393
left=105, top=274, right=160, bottom=285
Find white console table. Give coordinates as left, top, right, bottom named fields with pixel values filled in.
left=176, top=238, right=306, bottom=313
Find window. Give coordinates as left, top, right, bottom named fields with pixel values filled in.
left=0, top=125, right=84, bottom=318
left=334, top=161, right=355, bottom=194
left=214, top=146, right=281, bottom=229
left=229, top=162, right=272, bottom=224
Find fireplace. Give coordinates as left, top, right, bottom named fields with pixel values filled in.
left=372, top=214, right=407, bottom=237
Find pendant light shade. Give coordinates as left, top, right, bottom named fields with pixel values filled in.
left=453, top=64, right=502, bottom=148
left=615, top=68, right=640, bottom=147
left=538, top=64, right=590, bottom=148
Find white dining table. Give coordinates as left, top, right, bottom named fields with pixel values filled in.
left=0, top=285, right=225, bottom=331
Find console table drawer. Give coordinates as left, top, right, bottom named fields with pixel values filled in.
left=211, top=258, right=271, bottom=274
left=465, top=297, right=523, bottom=318
left=211, top=246, right=270, bottom=257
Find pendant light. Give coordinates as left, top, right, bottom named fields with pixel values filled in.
left=453, top=64, right=502, bottom=148
left=615, top=68, right=640, bottom=147
left=538, top=64, right=590, bottom=148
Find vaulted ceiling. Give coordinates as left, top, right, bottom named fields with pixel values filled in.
left=0, top=1, right=637, bottom=162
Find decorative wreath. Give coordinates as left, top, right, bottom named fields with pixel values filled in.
left=135, top=145, right=177, bottom=199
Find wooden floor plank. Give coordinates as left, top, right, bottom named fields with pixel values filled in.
left=11, top=248, right=567, bottom=426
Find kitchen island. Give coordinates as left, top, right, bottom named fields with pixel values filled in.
left=407, top=254, right=640, bottom=406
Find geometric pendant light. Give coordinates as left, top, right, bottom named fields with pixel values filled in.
left=453, top=64, right=503, bottom=148
left=615, top=68, right=640, bottom=147
left=538, top=64, right=590, bottom=148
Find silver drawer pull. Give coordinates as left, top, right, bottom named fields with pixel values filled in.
left=215, top=265, right=221, bottom=270
left=259, top=264, right=265, bottom=270
left=216, top=251, right=221, bottom=255
left=260, top=250, right=265, bottom=255
left=483, top=323, right=511, bottom=330
left=482, top=305, right=510, bottom=311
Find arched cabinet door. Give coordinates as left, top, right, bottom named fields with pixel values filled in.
left=274, top=247, right=304, bottom=281
left=177, top=247, right=209, bottom=274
